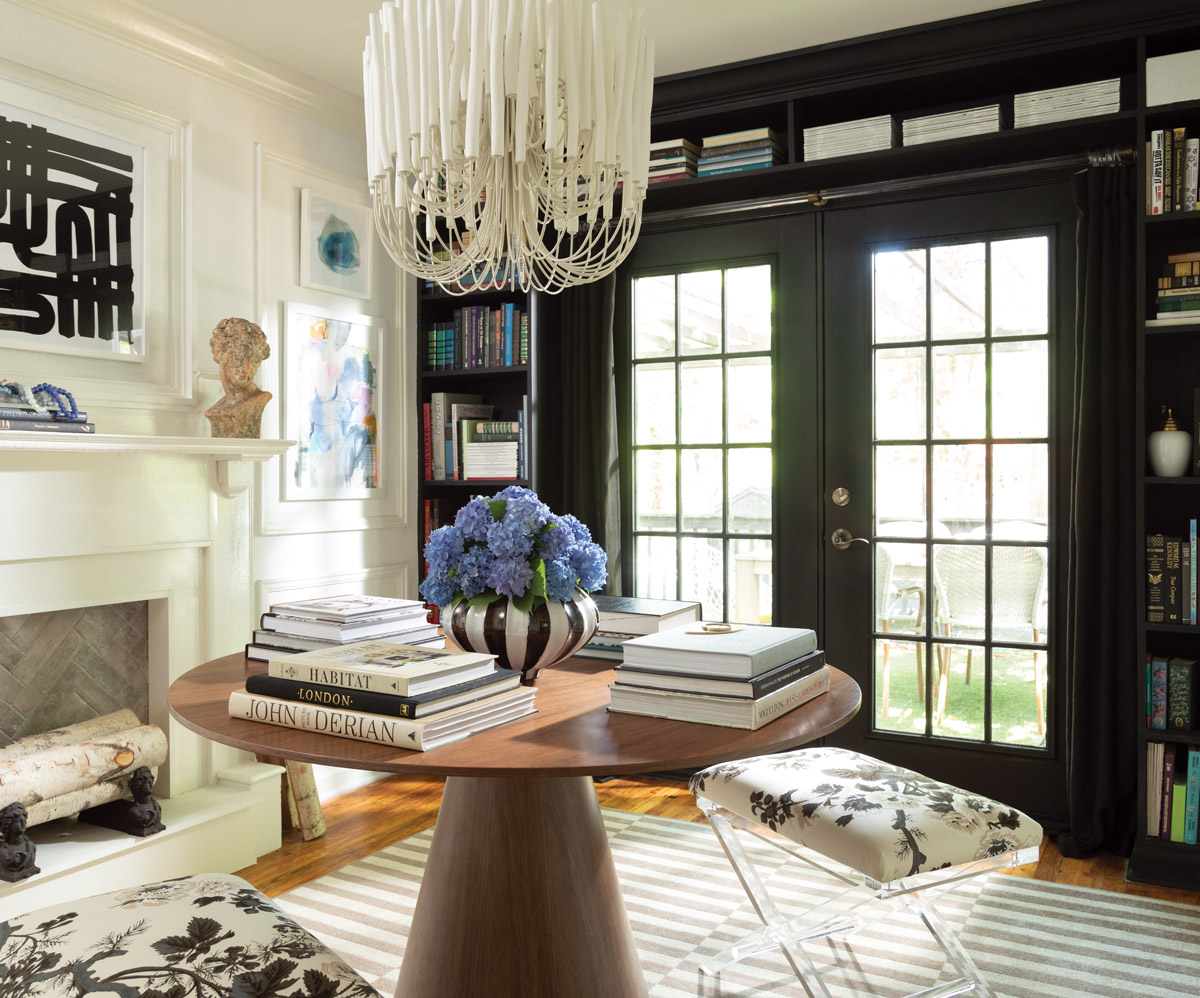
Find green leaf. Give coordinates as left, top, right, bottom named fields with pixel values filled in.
left=486, top=499, right=507, bottom=521
left=511, top=592, right=535, bottom=613
left=468, top=591, right=502, bottom=607
left=528, top=558, right=547, bottom=599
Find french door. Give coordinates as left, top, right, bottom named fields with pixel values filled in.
left=617, top=215, right=820, bottom=632
left=823, top=184, right=1075, bottom=817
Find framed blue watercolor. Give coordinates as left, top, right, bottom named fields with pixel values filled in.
left=299, top=189, right=372, bottom=299
left=282, top=302, right=383, bottom=501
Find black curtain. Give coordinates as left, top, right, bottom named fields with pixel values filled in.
left=536, top=275, right=623, bottom=593
left=1057, top=164, right=1137, bottom=858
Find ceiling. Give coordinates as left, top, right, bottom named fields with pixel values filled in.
left=134, top=0, right=1038, bottom=98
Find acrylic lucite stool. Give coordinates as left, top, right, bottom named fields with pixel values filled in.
left=689, top=746, right=1043, bottom=998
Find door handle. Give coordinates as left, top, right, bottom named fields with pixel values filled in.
left=831, top=528, right=870, bottom=550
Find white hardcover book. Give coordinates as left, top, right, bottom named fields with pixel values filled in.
left=268, top=594, right=426, bottom=621
left=1151, top=129, right=1165, bottom=214
left=268, top=641, right=497, bottom=694
left=607, top=666, right=830, bottom=729
left=1185, top=139, right=1199, bottom=212
left=620, top=623, right=818, bottom=678
left=228, top=685, right=536, bottom=750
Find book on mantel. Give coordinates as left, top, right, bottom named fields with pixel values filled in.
left=620, top=624, right=818, bottom=679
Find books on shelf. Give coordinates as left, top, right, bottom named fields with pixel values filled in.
left=1013, top=78, right=1120, bottom=128
left=616, top=649, right=826, bottom=699
left=1148, top=654, right=1169, bottom=730
left=268, top=641, right=498, bottom=695
left=620, top=623, right=818, bottom=678
left=902, top=104, right=1005, bottom=146
left=803, top=115, right=897, bottom=161
left=1148, top=130, right=1199, bottom=214
left=608, top=665, right=830, bottom=730
left=698, top=128, right=782, bottom=177
left=228, top=682, right=536, bottom=751
left=424, top=303, right=529, bottom=372
left=244, top=667, right=521, bottom=719
left=1167, top=656, right=1195, bottom=729
left=1146, top=742, right=1200, bottom=843
left=591, top=595, right=701, bottom=635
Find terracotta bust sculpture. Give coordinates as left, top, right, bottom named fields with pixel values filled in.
left=0, top=801, right=39, bottom=882
left=205, top=317, right=272, bottom=438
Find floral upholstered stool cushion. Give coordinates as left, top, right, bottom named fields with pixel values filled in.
left=689, top=745, right=1043, bottom=884
left=0, top=872, right=379, bottom=997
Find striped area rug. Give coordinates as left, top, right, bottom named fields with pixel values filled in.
left=275, top=809, right=1200, bottom=997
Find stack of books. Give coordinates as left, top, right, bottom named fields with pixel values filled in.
left=902, top=105, right=1005, bottom=146
left=230, top=641, right=535, bottom=751
left=648, top=138, right=699, bottom=184
left=1014, top=78, right=1121, bottom=128
left=0, top=400, right=95, bottom=434
left=1152, top=252, right=1200, bottom=321
left=248, top=595, right=441, bottom=663
left=803, top=114, right=898, bottom=161
left=607, top=623, right=828, bottom=730
left=582, top=595, right=701, bottom=661
left=697, top=128, right=783, bottom=178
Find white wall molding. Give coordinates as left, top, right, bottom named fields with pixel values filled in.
left=9, top=0, right=362, bottom=133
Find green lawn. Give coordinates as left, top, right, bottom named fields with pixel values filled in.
left=874, top=641, right=1046, bottom=747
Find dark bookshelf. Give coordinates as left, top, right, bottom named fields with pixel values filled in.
left=415, top=287, right=540, bottom=592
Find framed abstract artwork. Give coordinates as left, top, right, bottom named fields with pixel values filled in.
left=299, top=189, right=372, bottom=299
left=283, top=303, right=383, bottom=501
left=0, top=101, right=146, bottom=358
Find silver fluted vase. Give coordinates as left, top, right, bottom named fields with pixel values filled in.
left=445, top=593, right=599, bottom=686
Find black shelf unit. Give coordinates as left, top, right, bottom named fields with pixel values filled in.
left=1129, top=33, right=1200, bottom=890
left=415, top=287, right=541, bottom=583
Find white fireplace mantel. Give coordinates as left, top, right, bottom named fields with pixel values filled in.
left=0, top=431, right=297, bottom=917
left=0, top=433, right=294, bottom=497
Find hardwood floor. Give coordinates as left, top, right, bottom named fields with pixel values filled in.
left=236, top=774, right=1200, bottom=905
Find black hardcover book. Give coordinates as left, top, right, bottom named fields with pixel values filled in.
left=1147, top=533, right=1167, bottom=624
left=0, top=419, right=95, bottom=433
left=244, top=668, right=520, bottom=719
left=1166, top=537, right=1182, bottom=624
left=616, top=649, right=826, bottom=699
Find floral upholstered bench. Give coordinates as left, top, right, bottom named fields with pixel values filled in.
left=689, top=745, right=1044, bottom=998
left=0, top=873, right=379, bottom=997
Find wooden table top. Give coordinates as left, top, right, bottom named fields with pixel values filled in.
left=168, top=653, right=861, bottom=778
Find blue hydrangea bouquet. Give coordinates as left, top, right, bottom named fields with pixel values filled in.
left=419, top=486, right=607, bottom=613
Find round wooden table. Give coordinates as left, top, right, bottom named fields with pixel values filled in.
left=169, top=653, right=860, bottom=998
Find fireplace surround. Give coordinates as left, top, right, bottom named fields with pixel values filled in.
left=0, top=431, right=291, bottom=919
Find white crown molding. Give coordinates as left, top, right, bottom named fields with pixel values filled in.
left=9, top=0, right=363, bottom=133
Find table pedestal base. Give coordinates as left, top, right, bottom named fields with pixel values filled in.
left=396, top=774, right=647, bottom=998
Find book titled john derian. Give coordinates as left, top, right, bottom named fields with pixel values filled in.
left=620, top=624, right=818, bottom=678
left=228, top=683, right=536, bottom=750
left=268, top=641, right=497, bottom=695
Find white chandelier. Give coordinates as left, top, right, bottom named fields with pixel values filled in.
left=363, top=0, right=654, bottom=295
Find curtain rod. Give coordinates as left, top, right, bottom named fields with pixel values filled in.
left=644, top=147, right=1135, bottom=226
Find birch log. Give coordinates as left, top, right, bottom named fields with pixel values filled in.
left=0, top=725, right=168, bottom=808
left=0, top=709, right=143, bottom=762
left=285, top=760, right=326, bottom=840
left=24, top=768, right=159, bottom=827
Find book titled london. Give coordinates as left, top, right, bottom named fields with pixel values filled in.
left=228, top=684, right=536, bottom=750
left=244, top=668, right=520, bottom=718
left=267, top=641, right=497, bottom=695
